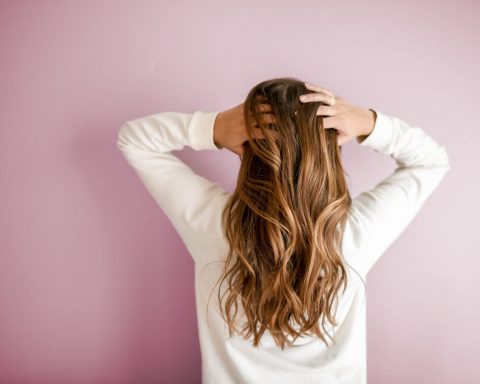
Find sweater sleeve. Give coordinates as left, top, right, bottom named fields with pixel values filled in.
left=341, top=110, right=451, bottom=278
left=116, top=111, right=230, bottom=264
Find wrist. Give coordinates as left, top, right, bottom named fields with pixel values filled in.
left=363, top=108, right=376, bottom=136
left=356, top=108, right=377, bottom=144
left=213, top=113, right=224, bottom=149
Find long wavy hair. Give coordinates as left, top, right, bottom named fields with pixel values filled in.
left=210, top=77, right=361, bottom=350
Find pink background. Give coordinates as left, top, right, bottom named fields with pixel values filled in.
left=1, top=1, right=478, bottom=383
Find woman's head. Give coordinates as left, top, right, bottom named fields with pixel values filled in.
left=241, top=77, right=338, bottom=165
left=210, top=77, right=358, bottom=350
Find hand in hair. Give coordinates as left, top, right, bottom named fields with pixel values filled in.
left=213, top=102, right=276, bottom=156
left=299, top=82, right=377, bottom=145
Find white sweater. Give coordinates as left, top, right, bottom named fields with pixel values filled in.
left=117, top=108, right=450, bottom=384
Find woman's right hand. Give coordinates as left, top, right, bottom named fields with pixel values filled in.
left=299, top=82, right=377, bottom=146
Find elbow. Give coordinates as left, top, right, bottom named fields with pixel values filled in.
left=440, top=145, right=451, bottom=172
left=116, top=121, right=133, bottom=152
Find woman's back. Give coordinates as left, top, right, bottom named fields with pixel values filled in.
left=116, top=80, right=450, bottom=383
left=195, top=241, right=367, bottom=383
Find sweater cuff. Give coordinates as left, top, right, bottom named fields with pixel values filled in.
left=358, top=109, right=393, bottom=153
left=189, top=111, right=221, bottom=151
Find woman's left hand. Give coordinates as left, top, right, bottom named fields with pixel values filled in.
left=213, top=102, right=276, bottom=156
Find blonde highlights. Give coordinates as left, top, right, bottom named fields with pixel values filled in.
left=210, top=77, right=359, bottom=350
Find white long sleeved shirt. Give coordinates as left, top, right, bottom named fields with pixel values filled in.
left=116, top=108, right=450, bottom=384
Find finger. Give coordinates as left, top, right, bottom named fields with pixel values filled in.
left=304, top=82, right=335, bottom=98
left=256, top=103, right=273, bottom=113
left=253, top=112, right=277, bottom=125
left=315, top=105, right=337, bottom=117
left=260, top=113, right=277, bottom=124
left=300, top=92, right=335, bottom=106
left=252, top=127, right=264, bottom=138
left=251, top=127, right=279, bottom=140
left=322, top=116, right=337, bottom=129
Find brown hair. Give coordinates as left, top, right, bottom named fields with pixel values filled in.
left=209, top=77, right=361, bottom=350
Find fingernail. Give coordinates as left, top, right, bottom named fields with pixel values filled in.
left=300, top=95, right=306, bottom=101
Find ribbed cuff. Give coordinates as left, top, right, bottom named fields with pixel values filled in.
left=189, top=111, right=221, bottom=151
left=358, top=109, right=394, bottom=153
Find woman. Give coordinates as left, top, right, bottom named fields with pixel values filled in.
left=116, top=77, right=450, bottom=384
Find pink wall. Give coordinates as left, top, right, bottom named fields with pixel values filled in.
left=1, top=1, right=478, bottom=383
